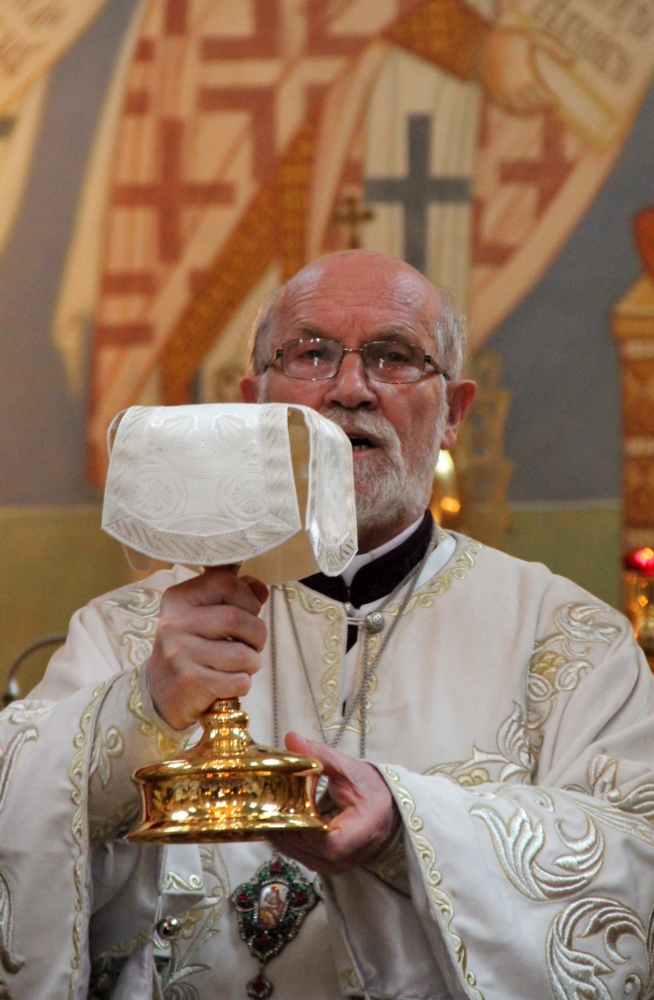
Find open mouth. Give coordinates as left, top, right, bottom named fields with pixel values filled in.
left=348, top=436, right=376, bottom=452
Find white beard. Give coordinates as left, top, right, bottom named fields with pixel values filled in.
left=325, top=405, right=447, bottom=532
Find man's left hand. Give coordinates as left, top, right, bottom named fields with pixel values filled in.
left=268, top=733, right=400, bottom=875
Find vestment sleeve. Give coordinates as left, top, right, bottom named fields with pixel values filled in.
left=0, top=570, right=202, bottom=999
left=324, top=590, right=654, bottom=999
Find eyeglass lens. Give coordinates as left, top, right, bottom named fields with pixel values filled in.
left=280, top=338, right=426, bottom=384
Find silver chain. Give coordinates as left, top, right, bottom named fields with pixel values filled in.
left=269, top=527, right=438, bottom=759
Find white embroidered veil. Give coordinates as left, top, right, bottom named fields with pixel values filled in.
left=102, top=403, right=357, bottom=583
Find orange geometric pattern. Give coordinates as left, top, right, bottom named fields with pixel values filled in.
left=88, top=0, right=429, bottom=484
left=88, top=0, right=625, bottom=486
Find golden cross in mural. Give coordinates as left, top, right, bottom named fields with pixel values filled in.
left=332, top=194, right=375, bottom=249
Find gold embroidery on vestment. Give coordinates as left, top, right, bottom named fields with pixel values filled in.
left=162, top=871, right=204, bottom=893
left=339, top=967, right=363, bottom=991
left=384, top=767, right=484, bottom=1000
left=5, top=701, right=51, bottom=725
left=527, top=603, right=619, bottom=761
left=90, top=799, right=140, bottom=844
left=546, top=897, right=654, bottom=998
left=284, top=586, right=344, bottom=736
left=89, top=725, right=124, bottom=789
left=569, top=753, right=654, bottom=823
left=157, top=846, right=230, bottom=994
left=100, top=928, right=151, bottom=959
left=0, top=728, right=38, bottom=987
left=289, top=536, right=482, bottom=741
left=0, top=727, right=37, bottom=813
left=127, top=667, right=178, bottom=757
left=385, top=537, right=483, bottom=618
left=425, top=702, right=534, bottom=786
left=127, top=668, right=156, bottom=739
left=69, top=681, right=107, bottom=999
left=104, top=586, right=161, bottom=669
left=470, top=805, right=604, bottom=901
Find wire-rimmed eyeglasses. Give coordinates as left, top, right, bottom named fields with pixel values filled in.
left=264, top=337, right=450, bottom=385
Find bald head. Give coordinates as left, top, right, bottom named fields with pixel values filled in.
left=249, top=250, right=466, bottom=379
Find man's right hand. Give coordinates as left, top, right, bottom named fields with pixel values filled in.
left=146, top=568, right=269, bottom=730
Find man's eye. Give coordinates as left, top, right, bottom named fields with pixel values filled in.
left=383, top=347, right=412, bottom=364
left=299, top=348, right=327, bottom=362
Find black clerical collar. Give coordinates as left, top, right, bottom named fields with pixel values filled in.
left=300, top=509, right=435, bottom=609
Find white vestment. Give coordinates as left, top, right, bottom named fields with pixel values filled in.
left=1, top=532, right=654, bottom=1000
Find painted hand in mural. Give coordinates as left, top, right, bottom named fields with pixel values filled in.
left=268, top=733, right=400, bottom=875
left=146, top=568, right=269, bottom=730
left=473, top=26, right=573, bottom=114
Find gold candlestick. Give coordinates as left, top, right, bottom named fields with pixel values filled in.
left=128, top=698, right=328, bottom=843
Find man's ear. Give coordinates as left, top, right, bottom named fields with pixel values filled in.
left=240, top=374, right=261, bottom=402
left=440, top=380, right=477, bottom=450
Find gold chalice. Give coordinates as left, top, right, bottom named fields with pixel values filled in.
left=128, top=697, right=327, bottom=843
left=102, top=403, right=357, bottom=843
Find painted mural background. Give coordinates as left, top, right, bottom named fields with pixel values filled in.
left=1, top=0, right=653, bottom=684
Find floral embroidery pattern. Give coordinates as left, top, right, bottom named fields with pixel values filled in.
left=570, top=753, right=654, bottom=822
left=384, top=767, right=483, bottom=1000
left=470, top=805, right=604, bottom=901
left=89, top=726, right=124, bottom=789
left=385, top=537, right=483, bottom=618
left=0, top=728, right=38, bottom=996
left=69, top=682, right=107, bottom=999
left=426, top=702, right=534, bottom=787
left=5, top=701, right=51, bottom=725
left=126, top=667, right=178, bottom=758
left=103, top=587, right=162, bottom=669
left=527, top=603, right=619, bottom=758
left=127, top=668, right=156, bottom=739
left=157, top=846, right=230, bottom=999
left=547, top=897, right=654, bottom=999
left=284, top=585, right=344, bottom=736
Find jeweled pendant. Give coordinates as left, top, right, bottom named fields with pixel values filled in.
left=248, top=970, right=273, bottom=1000
left=365, top=610, right=385, bottom=634
left=232, top=855, right=319, bottom=999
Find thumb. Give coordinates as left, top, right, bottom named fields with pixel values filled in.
left=240, top=575, right=270, bottom=606
left=285, top=732, right=349, bottom=779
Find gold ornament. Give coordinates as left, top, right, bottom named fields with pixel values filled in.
left=128, top=698, right=327, bottom=843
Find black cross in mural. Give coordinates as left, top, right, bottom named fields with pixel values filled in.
left=365, top=115, right=470, bottom=274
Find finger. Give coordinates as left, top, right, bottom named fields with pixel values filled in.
left=181, top=604, right=267, bottom=651
left=186, top=635, right=262, bottom=676
left=267, top=833, right=344, bottom=874
left=150, top=664, right=254, bottom=728
left=285, top=732, right=355, bottom=781
left=178, top=662, right=254, bottom=701
left=241, top=575, right=270, bottom=605
left=163, top=568, right=265, bottom=615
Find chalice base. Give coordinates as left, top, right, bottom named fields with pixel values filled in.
left=128, top=699, right=328, bottom=844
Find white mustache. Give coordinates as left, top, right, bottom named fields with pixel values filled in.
left=322, top=409, right=401, bottom=454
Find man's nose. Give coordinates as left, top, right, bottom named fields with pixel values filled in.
left=323, top=350, right=378, bottom=409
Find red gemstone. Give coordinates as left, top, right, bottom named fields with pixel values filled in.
left=270, top=860, right=283, bottom=873
left=294, top=890, right=308, bottom=905
left=237, top=892, right=250, bottom=906
left=248, top=973, right=273, bottom=1000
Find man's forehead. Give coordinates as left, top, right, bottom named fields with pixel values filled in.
left=278, top=264, right=439, bottom=331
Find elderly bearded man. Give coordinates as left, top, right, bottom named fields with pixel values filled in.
left=2, top=251, right=654, bottom=1000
